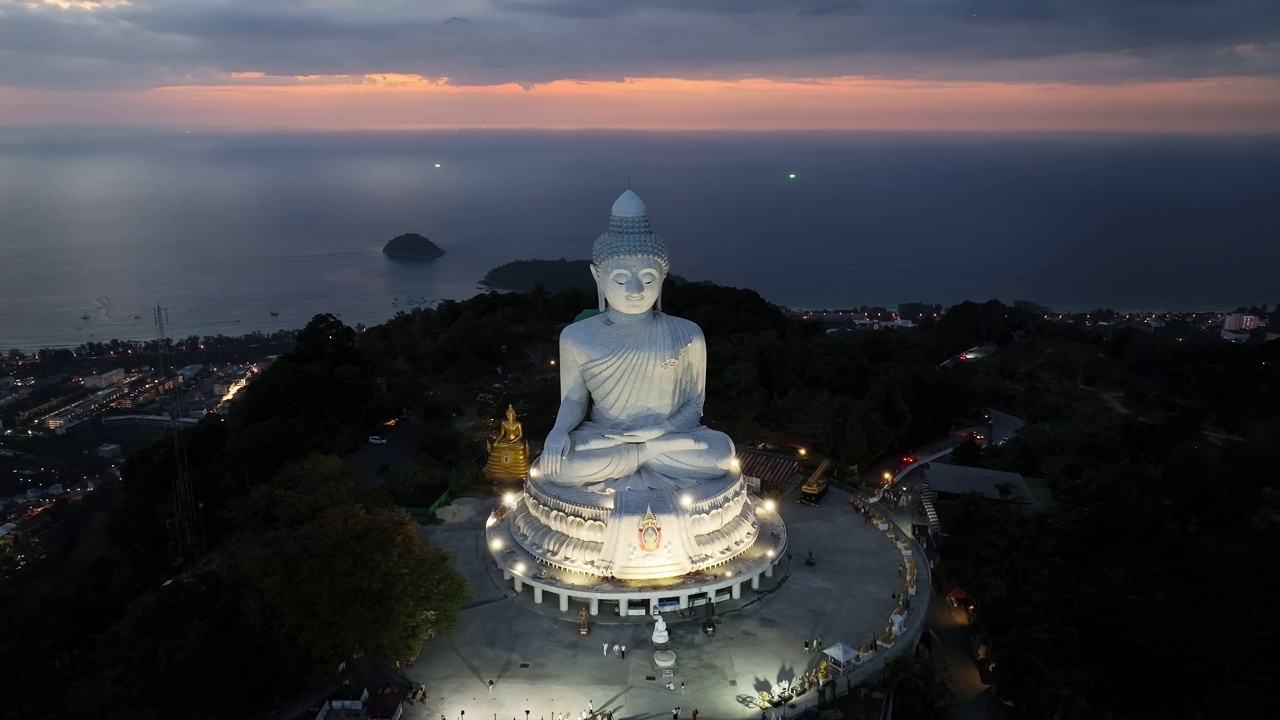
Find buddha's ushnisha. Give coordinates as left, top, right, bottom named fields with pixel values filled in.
left=536, top=190, right=735, bottom=489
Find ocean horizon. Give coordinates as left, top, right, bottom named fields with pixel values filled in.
left=1, top=127, right=1278, bottom=352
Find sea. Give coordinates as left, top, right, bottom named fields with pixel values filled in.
left=1, top=127, right=1278, bottom=352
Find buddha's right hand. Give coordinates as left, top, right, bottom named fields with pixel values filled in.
left=539, top=431, right=573, bottom=476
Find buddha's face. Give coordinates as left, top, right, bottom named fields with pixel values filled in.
left=592, top=255, right=665, bottom=315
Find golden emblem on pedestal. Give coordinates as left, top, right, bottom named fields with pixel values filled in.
left=638, top=505, right=662, bottom=552
left=485, top=405, right=531, bottom=481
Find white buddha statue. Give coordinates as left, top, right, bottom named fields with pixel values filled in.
left=536, top=190, right=736, bottom=490
left=506, top=191, right=761, bottom=581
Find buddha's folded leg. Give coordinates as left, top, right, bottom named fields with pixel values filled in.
left=644, top=428, right=736, bottom=481
left=545, top=435, right=644, bottom=485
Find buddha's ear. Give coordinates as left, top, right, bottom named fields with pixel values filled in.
left=590, top=263, right=606, bottom=312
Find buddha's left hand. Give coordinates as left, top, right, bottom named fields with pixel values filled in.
left=604, top=425, right=669, bottom=443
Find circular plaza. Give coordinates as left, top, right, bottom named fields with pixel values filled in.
left=406, top=483, right=926, bottom=720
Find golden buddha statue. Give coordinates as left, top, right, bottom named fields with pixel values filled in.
left=485, top=405, right=531, bottom=481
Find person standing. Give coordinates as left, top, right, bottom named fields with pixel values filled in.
left=671, top=707, right=679, bottom=720
left=620, top=644, right=627, bottom=659
left=487, top=678, right=495, bottom=693
left=680, top=682, right=685, bottom=695
left=612, top=643, right=620, bottom=657
left=603, top=642, right=609, bottom=656
left=588, top=700, right=594, bottom=714
left=692, top=711, right=699, bottom=720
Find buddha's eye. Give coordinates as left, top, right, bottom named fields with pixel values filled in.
left=611, top=271, right=629, bottom=284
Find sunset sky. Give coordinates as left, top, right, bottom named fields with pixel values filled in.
left=2, top=0, right=1279, bottom=132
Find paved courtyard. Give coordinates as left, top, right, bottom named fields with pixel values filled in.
left=409, top=485, right=911, bottom=720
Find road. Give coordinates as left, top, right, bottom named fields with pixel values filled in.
left=346, top=421, right=421, bottom=488
left=864, top=409, right=1025, bottom=719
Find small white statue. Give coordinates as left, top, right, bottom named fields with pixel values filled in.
left=652, top=610, right=670, bottom=645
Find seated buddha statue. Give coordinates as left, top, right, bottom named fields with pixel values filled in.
left=485, top=404, right=531, bottom=481
left=535, top=190, right=735, bottom=490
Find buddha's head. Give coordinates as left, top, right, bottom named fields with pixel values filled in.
left=591, top=190, right=669, bottom=315
left=506, top=404, right=517, bottom=421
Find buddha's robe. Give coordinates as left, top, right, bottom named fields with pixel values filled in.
left=547, top=312, right=735, bottom=487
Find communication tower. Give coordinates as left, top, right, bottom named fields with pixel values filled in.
left=154, top=304, right=203, bottom=560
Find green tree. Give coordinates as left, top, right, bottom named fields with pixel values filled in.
left=885, top=653, right=954, bottom=720
left=293, top=313, right=359, bottom=366
left=383, top=466, right=448, bottom=507
left=228, top=453, right=358, bottom=532
left=245, top=506, right=468, bottom=680
left=950, top=439, right=983, bottom=467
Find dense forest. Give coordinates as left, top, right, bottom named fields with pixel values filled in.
left=1, top=283, right=1276, bottom=719
left=934, top=302, right=1280, bottom=719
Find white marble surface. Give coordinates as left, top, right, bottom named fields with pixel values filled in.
left=515, top=190, right=765, bottom=580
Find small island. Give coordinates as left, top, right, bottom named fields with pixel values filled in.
left=382, top=233, right=445, bottom=260
left=481, top=258, right=688, bottom=292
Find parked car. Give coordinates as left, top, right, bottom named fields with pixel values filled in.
left=368, top=436, right=388, bottom=445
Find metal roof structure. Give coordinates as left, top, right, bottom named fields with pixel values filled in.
left=924, top=463, right=1042, bottom=510
left=738, top=448, right=801, bottom=491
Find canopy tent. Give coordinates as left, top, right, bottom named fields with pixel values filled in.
left=945, top=586, right=971, bottom=600
left=823, top=643, right=859, bottom=676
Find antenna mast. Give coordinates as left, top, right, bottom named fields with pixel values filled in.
left=155, top=304, right=202, bottom=560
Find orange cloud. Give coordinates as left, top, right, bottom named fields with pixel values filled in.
left=4, top=74, right=1280, bottom=133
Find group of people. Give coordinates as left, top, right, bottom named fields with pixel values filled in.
left=402, top=684, right=427, bottom=704
left=802, top=634, right=824, bottom=653
left=603, top=642, right=627, bottom=659
left=670, top=707, right=698, bottom=720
